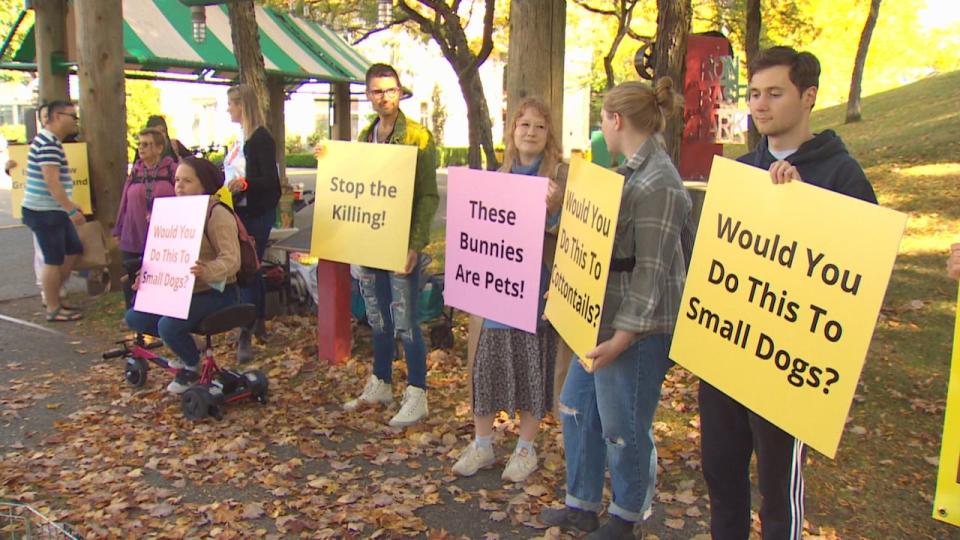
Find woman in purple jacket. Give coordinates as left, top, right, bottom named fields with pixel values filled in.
left=113, top=128, right=178, bottom=307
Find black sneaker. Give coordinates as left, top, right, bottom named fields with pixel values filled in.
left=584, top=515, right=637, bottom=540
left=166, top=368, right=198, bottom=395
left=540, top=506, right=599, bottom=533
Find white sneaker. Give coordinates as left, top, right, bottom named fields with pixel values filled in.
left=343, top=374, right=393, bottom=411
left=502, top=446, right=538, bottom=482
left=388, top=386, right=428, bottom=427
left=166, top=357, right=187, bottom=370
left=166, top=368, right=198, bottom=395
left=452, top=442, right=496, bottom=476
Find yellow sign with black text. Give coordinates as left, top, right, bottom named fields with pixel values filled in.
left=670, top=156, right=906, bottom=458
left=544, top=158, right=624, bottom=368
left=310, top=140, right=417, bottom=272
left=933, top=290, right=960, bottom=527
left=8, top=143, right=92, bottom=218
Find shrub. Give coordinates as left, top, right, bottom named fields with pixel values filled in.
left=286, top=152, right=317, bottom=168
left=0, top=124, right=27, bottom=143
left=285, top=135, right=305, bottom=154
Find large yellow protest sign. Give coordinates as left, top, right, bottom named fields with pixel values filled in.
left=934, top=290, right=960, bottom=527
left=310, top=140, right=417, bottom=271
left=671, top=156, right=906, bottom=458
left=544, top=157, right=624, bottom=368
left=8, top=143, right=92, bottom=218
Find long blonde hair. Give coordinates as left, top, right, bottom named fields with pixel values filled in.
left=499, top=97, right=562, bottom=178
left=602, top=78, right=683, bottom=135
left=227, top=84, right=267, bottom=140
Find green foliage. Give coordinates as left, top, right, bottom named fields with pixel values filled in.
left=125, top=80, right=162, bottom=162
left=437, top=145, right=504, bottom=168
left=0, top=0, right=32, bottom=83
left=285, top=134, right=305, bottom=154
left=286, top=152, right=318, bottom=168
left=208, top=151, right=225, bottom=168
left=0, top=123, right=25, bottom=143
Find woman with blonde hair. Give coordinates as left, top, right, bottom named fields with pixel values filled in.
left=542, top=78, right=693, bottom=539
left=224, top=84, right=279, bottom=362
left=452, top=97, right=566, bottom=483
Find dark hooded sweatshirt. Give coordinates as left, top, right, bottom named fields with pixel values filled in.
left=738, top=129, right=877, bottom=204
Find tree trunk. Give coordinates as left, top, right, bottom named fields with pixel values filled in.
left=458, top=65, right=497, bottom=170
left=75, top=0, right=127, bottom=290
left=34, top=0, right=69, bottom=104
left=846, top=0, right=882, bottom=124
left=505, top=0, right=565, bottom=136
left=75, top=0, right=127, bottom=228
left=228, top=0, right=271, bottom=123
left=654, top=0, right=691, bottom=166
left=745, top=0, right=761, bottom=150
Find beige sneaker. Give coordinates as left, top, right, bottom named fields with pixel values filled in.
left=452, top=442, right=496, bottom=477
left=502, top=447, right=538, bottom=482
left=343, top=374, right=393, bottom=411
left=388, top=385, right=428, bottom=427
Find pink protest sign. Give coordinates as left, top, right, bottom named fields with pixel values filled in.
left=443, top=167, right=548, bottom=333
left=134, top=195, right=209, bottom=319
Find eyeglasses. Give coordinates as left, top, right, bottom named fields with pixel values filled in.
left=57, top=112, right=79, bottom=120
left=138, top=141, right=155, bottom=149
left=369, top=87, right=400, bottom=99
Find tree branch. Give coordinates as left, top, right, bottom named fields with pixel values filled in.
left=351, top=17, right=411, bottom=45
left=473, top=0, right=495, bottom=68
left=571, top=0, right=616, bottom=16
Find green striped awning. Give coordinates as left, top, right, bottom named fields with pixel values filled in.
left=9, top=0, right=369, bottom=83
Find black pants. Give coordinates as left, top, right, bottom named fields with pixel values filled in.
left=699, top=381, right=806, bottom=540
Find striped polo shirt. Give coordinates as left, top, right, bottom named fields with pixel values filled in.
left=22, top=129, right=72, bottom=212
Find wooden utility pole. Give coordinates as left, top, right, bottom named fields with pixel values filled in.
left=653, top=0, right=691, bottom=166
left=267, top=75, right=287, bottom=186
left=34, top=0, right=69, bottom=103
left=75, top=0, right=127, bottom=230
left=504, top=0, right=566, bottom=137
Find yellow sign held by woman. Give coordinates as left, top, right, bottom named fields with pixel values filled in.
left=544, top=158, right=624, bottom=367
left=310, top=140, right=417, bottom=271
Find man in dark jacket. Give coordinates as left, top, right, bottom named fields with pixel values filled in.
left=699, top=46, right=876, bottom=540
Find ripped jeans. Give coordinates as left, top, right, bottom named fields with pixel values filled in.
left=558, top=334, right=673, bottom=522
left=355, top=262, right=427, bottom=389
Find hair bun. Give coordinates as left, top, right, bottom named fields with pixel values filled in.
left=654, top=77, right=683, bottom=115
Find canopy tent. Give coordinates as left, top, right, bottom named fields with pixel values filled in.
left=1, top=0, right=370, bottom=85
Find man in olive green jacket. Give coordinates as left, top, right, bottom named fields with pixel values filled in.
left=343, top=63, right=439, bottom=427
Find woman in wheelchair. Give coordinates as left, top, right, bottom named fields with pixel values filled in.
left=125, top=157, right=241, bottom=395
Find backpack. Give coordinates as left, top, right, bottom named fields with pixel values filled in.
left=205, top=202, right=260, bottom=287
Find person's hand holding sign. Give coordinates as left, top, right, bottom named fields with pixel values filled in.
left=582, top=329, right=635, bottom=372
left=190, top=260, right=205, bottom=278
left=227, top=176, right=247, bottom=194
left=769, top=160, right=802, bottom=184
left=396, top=249, right=418, bottom=276
left=947, top=243, right=960, bottom=280
left=546, top=178, right=563, bottom=215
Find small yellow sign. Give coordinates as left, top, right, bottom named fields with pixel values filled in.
left=544, top=157, right=624, bottom=368
left=309, top=140, right=417, bottom=271
left=670, top=156, right=906, bottom=458
left=9, top=142, right=92, bottom=218
left=934, top=290, right=960, bottom=527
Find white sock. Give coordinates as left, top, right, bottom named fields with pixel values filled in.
left=475, top=434, right=492, bottom=449
left=515, top=438, right=534, bottom=453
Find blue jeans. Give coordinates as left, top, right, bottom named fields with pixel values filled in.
left=355, top=259, right=426, bottom=389
left=559, top=334, right=673, bottom=522
left=125, top=286, right=238, bottom=367
left=239, top=210, right=274, bottom=321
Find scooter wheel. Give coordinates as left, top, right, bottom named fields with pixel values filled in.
left=181, top=386, right=214, bottom=420
left=245, top=370, right=269, bottom=403
left=124, top=357, right=148, bottom=387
